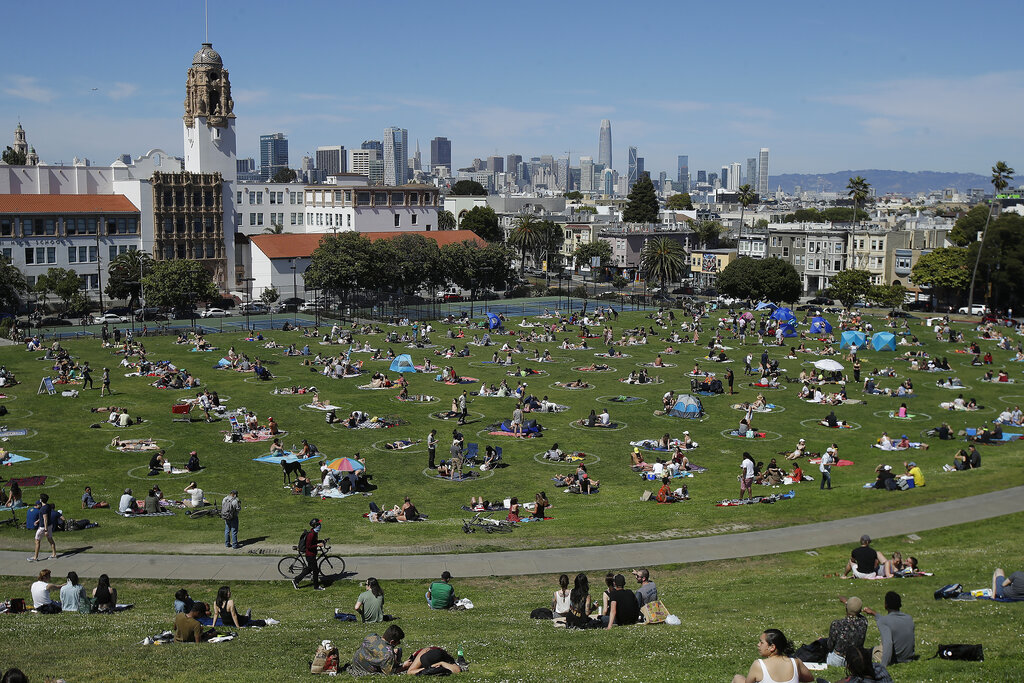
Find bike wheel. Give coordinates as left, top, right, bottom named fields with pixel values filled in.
left=318, top=555, right=346, bottom=577
left=278, top=556, right=303, bottom=579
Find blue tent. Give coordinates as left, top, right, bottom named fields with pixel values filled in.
left=389, top=354, right=417, bottom=373
left=840, top=330, right=866, bottom=349
left=770, top=307, right=795, bottom=322
left=667, top=394, right=704, bottom=418
left=780, top=323, right=798, bottom=338
left=871, top=331, right=897, bottom=351
left=485, top=313, right=503, bottom=330
left=755, top=302, right=778, bottom=311
left=809, top=317, right=833, bottom=335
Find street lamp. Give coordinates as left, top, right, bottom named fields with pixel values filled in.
left=240, top=277, right=255, bottom=333
left=125, top=281, right=139, bottom=334
left=290, top=259, right=297, bottom=326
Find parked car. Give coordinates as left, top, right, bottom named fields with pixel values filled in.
left=96, top=312, right=128, bottom=324
left=135, top=308, right=168, bottom=321
left=37, top=317, right=74, bottom=327
left=905, top=301, right=933, bottom=312
left=103, top=306, right=132, bottom=317
left=443, top=293, right=463, bottom=302
left=199, top=307, right=231, bottom=318
left=238, top=302, right=267, bottom=314
left=957, top=304, right=987, bottom=315
left=795, top=304, right=823, bottom=312
left=889, top=310, right=916, bottom=319
left=808, top=296, right=834, bottom=305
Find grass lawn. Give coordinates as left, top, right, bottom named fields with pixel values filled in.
left=0, top=511, right=1020, bottom=682
left=0, top=307, right=1020, bottom=556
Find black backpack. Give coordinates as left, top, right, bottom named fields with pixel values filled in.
left=298, top=529, right=310, bottom=552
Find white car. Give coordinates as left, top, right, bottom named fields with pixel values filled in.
left=957, top=304, right=987, bottom=315
left=199, top=307, right=232, bottom=318
left=96, top=313, right=128, bottom=324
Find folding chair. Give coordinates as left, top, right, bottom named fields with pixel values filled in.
left=228, top=415, right=243, bottom=434
left=171, top=403, right=193, bottom=423
left=465, top=442, right=479, bottom=462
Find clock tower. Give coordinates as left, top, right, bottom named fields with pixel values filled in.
left=183, top=42, right=236, bottom=181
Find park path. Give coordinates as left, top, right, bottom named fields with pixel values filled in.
left=2, top=486, right=1020, bottom=582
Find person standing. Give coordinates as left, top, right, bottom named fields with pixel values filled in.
left=853, top=358, right=862, bottom=383
left=221, top=490, right=241, bottom=549
left=744, top=353, right=753, bottom=376
left=81, top=362, right=94, bottom=390
left=820, top=444, right=835, bottom=490
left=726, top=368, right=735, bottom=395
left=511, top=402, right=524, bottom=437
left=457, top=390, right=468, bottom=425
left=292, top=518, right=325, bottom=591
left=100, top=367, right=111, bottom=397
left=427, top=429, right=438, bottom=470
left=30, top=493, right=57, bottom=562
left=739, top=452, right=756, bottom=501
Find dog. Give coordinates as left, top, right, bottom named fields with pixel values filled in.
left=281, top=459, right=303, bottom=485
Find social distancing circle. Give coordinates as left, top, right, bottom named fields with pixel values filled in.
left=799, top=418, right=862, bottom=430
left=532, top=451, right=601, bottom=466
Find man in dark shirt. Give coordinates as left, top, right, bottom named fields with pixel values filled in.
left=31, top=493, right=57, bottom=562
left=827, top=596, right=867, bottom=668
left=842, top=535, right=881, bottom=579
left=864, top=591, right=915, bottom=665
left=993, top=568, right=1024, bottom=601
left=292, top=519, right=324, bottom=591
left=604, top=574, right=640, bottom=629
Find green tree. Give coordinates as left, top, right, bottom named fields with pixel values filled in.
left=2, top=146, right=26, bottom=166
left=271, top=168, right=298, bottom=183
left=459, top=206, right=502, bottom=242
left=437, top=209, right=457, bottom=231
left=968, top=161, right=1015, bottom=312
left=784, top=208, right=822, bottom=223
left=263, top=222, right=285, bottom=234
left=572, top=240, right=612, bottom=270
left=639, top=237, right=688, bottom=290
left=260, top=286, right=279, bottom=306
left=754, top=218, right=770, bottom=229
left=827, top=269, right=873, bottom=309
left=846, top=176, right=871, bottom=230
left=737, top=184, right=757, bottom=237
left=692, top=220, right=722, bottom=250
left=622, top=173, right=659, bottom=223
left=910, top=247, right=968, bottom=302
left=820, top=207, right=868, bottom=223
left=382, top=233, right=441, bottom=294
left=563, top=191, right=583, bottom=201
left=105, top=249, right=154, bottom=309
left=304, top=232, right=372, bottom=300
left=450, top=180, right=487, bottom=196
left=612, top=275, right=628, bottom=291
left=948, top=204, right=988, bottom=247
left=142, top=260, right=218, bottom=311
left=665, top=193, right=693, bottom=210
left=0, top=256, right=27, bottom=314
left=508, top=213, right=543, bottom=274
left=37, top=268, right=81, bottom=314
left=868, top=283, right=907, bottom=310
left=538, top=220, right=565, bottom=273
left=716, top=257, right=760, bottom=300
left=439, top=241, right=512, bottom=292
left=756, top=258, right=802, bottom=303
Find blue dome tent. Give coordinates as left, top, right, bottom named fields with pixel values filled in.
left=809, top=317, right=833, bottom=335
left=667, top=394, right=704, bottom=418
left=770, top=306, right=795, bottom=322
left=389, top=354, right=417, bottom=373
left=840, top=330, right=866, bottom=349
left=780, top=323, right=798, bottom=338
left=755, top=302, right=778, bottom=311
left=485, top=313, right=503, bottom=330
left=871, top=331, right=897, bottom=351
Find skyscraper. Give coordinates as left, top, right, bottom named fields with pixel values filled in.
left=758, top=148, right=770, bottom=196
left=658, top=171, right=667, bottom=193
left=383, top=127, right=408, bottom=186
left=315, top=146, right=346, bottom=176
left=720, top=166, right=729, bottom=190
left=598, top=120, right=612, bottom=170
left=580, top=156, right=594, bottom=193
left=746, top=158, right=757, bottom=188
left=696, top=170, right=707, bottom=184
left=487, top=156, right=504, bottom=173
left=729, top=162, right=741, bottom=191
left=637, top=158, right=645, bottom=183
left=430, top=137, right=451, bottom=172
left=412, top=141, right=421, bottom=172
left=259, top=133, right=288, bottom=181
left=361, top=140, right=383, bottom=154
left=556, top=157, right=569, bottom=191
left=627, top=147, right=638, bottom=191
left=677, top=155, right=689, bottom=188
left=506, top=154, right=522, bottom=181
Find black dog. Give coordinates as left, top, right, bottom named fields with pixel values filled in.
left=281, top=459, right=302, bottom=485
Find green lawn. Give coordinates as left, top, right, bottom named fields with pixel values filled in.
left=0, top=308, right=1020, bottom=556
left=0, top=512, right=1020, bottom=682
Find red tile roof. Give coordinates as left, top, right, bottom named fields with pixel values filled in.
left=250, top=230, right=485, bottom=259
left=0, top=194, right=139, bottom=214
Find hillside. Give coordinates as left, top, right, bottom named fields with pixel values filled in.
left=771, top=169, right=991, bottom=195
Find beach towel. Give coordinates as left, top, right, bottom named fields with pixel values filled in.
left=1, top=454, right=30, bottom=464
left=0, top=429, right=28, bottom=438
left=118, top=511, right=175, bottom=517
left=9, top=476, right=46, bottom=487
left=240, top=431, right=287, bottom=443
left=716, top=490, right=795, bottom=506
left=808, top=458, right=854, bottom=466
left=252, top=452, right=318, bottom=464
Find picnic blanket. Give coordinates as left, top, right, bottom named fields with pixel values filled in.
left=965, top=428, right=1023, bottom=442
left=434, top=376, right=479, bottom=385
left=0, top=429, right=29, bottom=438
left=118, top=511, right=175, bottom=517
left=609, top=396, right=643, bottom=403
left=716, top=490, right=795, bottom=506
left=304, top=403, right=343, bottom=410
left=240, top=431, right=287, bottom=443
left=888, top=412, right=917, bottom=420
left=317, top=489, right=365, bottom=499
left=1, top=454, right=30, bottom=465
left=252, top=452, right=318, bottom=464
left=9, top=476, right=46, bottom=487
left=808, top=458, right=855, bottom=466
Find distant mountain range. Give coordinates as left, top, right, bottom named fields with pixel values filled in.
left=769, top=170, right=992, bottom=196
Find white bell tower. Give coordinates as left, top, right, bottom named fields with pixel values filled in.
left=183, top=42, right=236, bottom=181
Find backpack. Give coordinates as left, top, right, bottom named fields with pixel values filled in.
left=530, top=607, right=553, bottom=619
left=930, top=644, right=983, bottom=661
left=298, top=530, right=310, bottom=553
left=934, top=583, right=963, bottom=600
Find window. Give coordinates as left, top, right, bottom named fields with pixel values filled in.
left=256, top=192, right=263, bottom=205
left=411, top=214, right=417, bottom=225
left=1, top=248, right=10, bottom=262
left=834, top=260, right=841, bottom=271
left=334, top=191, right=343, bottom=203
left=297, top=213, right=303, bottom=226
left=1, top=219, right=12, bottom=236
left=46, top=247, right=56, bottom=264
left=177, top=244, right=186, bottom=258
left=347, top=215, right=351, bottom=227
left=256, top=214, right=264, bottom=226
left=394, top=214, right=401, bottom=227
left=68, top=246, right=77, bottom=263
left=88, top=246, right=97, bottom=263
left=391, top=192, right=404, bottom=205
left=237, top=191, right=243, bottom=205
left=24, top=275, right=35, bottom=288
left=44, top=219, right=56, bottom=235
left=270, top=192, right=278, bottom=205
left=109, top=246, right=118, bottom=262
left=205, top=217, right=214, bottom=233
left=80, top=246, right=89, bottom=262
left=835, top=243, right=843, bottom=253
left=164, top=246, right=174, bottom=260
left=374, top=192, right=388, bottom=206
left=408, top=193, right=418, bottom=205
left=176, top=218, right=185, bottom=234
left=782, top=246, right=789, bottom=257
left=290, top=213, right=297, bottom=226
left=206, top=244, right=215, bottom=258
left=250, top=213, right=257, bottom=226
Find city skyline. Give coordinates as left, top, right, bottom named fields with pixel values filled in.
left=2, top=1, right=1022, bottom=177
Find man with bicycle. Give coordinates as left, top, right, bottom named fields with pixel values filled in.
left=293, top=518, right=326, bottom=591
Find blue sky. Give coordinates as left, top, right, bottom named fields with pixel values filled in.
left=3, top=0, right=1022, bottom=178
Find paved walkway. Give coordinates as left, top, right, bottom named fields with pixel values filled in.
left=2, top=486, right=1021, bottom=582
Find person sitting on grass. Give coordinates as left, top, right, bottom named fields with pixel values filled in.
left=213, top=585, right=266, bottom=627
left=531, top=491, right=551, bottom=519
left=731, top=628, right=815, bottom=683
left=174, top=601, right=213, bottom=643
left=144, top=488, right=162, bottom=514
left=631, top=447, right=654, bottom=472
left=92, top=573, right=117, bottom=612
left=81, top=486, right=109, bottom=510
left=402, top=647, right=467, bottom=675
left=118, top=488, right=137, bottom=515
left=655, top=477, right=687, bottom=503
left=426, top=571, right=456, bottom=610
left=601, top=574, right=640, bottom=629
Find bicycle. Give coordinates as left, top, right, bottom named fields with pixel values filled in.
left=462, top=512, right=516, bottom=534
left=277, top=537, right=346, bottom=579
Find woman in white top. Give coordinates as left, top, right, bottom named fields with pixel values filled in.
left=183, top=482, right=205, bottom=508
left=732, top=628, right=814, bottom=683
left=552, top=574, right=572, bottom=617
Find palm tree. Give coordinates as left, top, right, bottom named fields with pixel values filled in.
left=968, top=161, right=1015, bottom=313
left=737, top=184, right=756, bottom=243
left=263, top=223, right=285, bottom=234
left=107, top=249, right=154, bottom=309
left=508, top=213, right=542, bottom=274
left=438, top=210, right=456, bottom=231
left=846, top=176, right=871, bottom=229
left=639, top=236, right=688, bottom=291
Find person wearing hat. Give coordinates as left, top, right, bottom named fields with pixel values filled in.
left=787, top=438, right=806, bottom=461
left=873, top=464, right=898, bottom=490
left=827, top=596, right=868, bottom=668
left=118, top=488, right=137, bottom=515
left=292, top=518, right=325, bottom=591
left=221, top=490, right=241, bottom=549
left=904, top=461, right=925, bottom=487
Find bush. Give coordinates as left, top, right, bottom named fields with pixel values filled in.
left=571, top=285, right=589, bottom=299
left=531, top=283, right=549, bottom=297
left=504, top=285, right=531, bottom=299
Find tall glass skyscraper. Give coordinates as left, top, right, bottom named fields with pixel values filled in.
left=627, top=146, right=638, bottom=191
left=259, top=133, right=288, bottom=181
left=677, top=155, right=689, bottom=188
left=758, top=148, right=770, bottom=195
left=430, top=137, right=451, bottom=172
left=746, top=158, right=757, bottom=188
left=383, top=127, right=408, bottom=186
left=598, top=120, right=612, bottom=170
